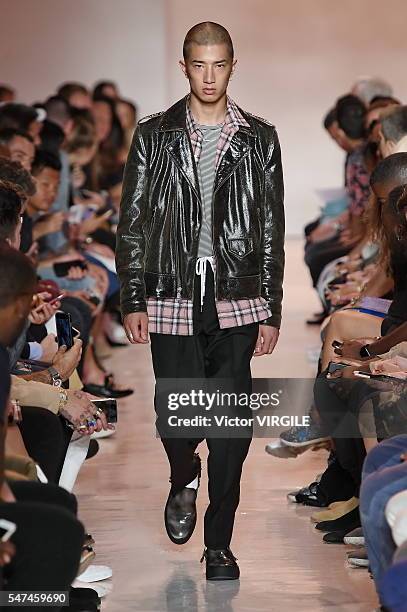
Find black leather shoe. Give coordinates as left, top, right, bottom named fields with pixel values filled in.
left=164, top=454, right=201, bottom=545
left=315, top=507, right=360, bottom=532
left=201, top=548, right=240, bottom=581
left=323, top=529, right=348, bottom=544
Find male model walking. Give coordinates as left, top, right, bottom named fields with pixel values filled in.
left=116, top=21, right=285, bottom=580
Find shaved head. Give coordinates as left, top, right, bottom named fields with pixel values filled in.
left=183, top=22, right=234, bottom=60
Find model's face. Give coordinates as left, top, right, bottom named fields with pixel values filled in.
left=8, top=135, right=35, bottom=171
left=180, top=43, right=236, bottom=104
left=30, top=167, right=60, bottom=212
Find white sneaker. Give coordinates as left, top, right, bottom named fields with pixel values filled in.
left=265, top=440, right=300, bottom=458
left=77, top=564, right=113, bottom=583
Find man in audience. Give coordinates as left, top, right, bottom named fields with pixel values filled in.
left=0, top=84, right=15, bottom=103
left=0, top=243, right=86, bottom=610
left=378, top=106, right=407, bottom=157
left=0, top=103, right=45, bottom=146
left=305, top=94, right=370, bottom=289
left=0, top=129, right=35, bottom=172
left=57, top=83, right=92, bottom=110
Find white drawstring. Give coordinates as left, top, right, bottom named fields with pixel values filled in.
left=195, top=256, right=214, bottom=311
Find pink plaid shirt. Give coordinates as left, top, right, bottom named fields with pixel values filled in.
left=147, top=96, right=272, bottom=335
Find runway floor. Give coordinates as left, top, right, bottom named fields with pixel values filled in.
left=75, top=238, right=379, bottom=611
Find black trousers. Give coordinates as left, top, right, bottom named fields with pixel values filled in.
left=150, top=265, right=259, bottom=549
left=1, top=482, right=83, bottom=612
left=304, top=236, right=351, bottom=287
left=19, top=407, right=73, bottom=483
left=314, top=373, right=368, bottom=493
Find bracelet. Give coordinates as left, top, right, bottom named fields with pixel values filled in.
left=57, top=388, right=68, bottom=414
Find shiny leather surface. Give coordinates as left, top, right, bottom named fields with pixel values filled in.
left=165, top=487, right=198, bottom=544
left=116, top=96, right=285, bottom=328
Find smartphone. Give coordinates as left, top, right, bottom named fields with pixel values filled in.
left=327, top=361, right=348, bottom=374
left=91, top=398, right=118, bottom=423
left=332, top=340, right=343, bottom=350
left=72, top=326, right=80, bottom=339
left=354, top=371, right=405, bottom=382
left=0, top=519, right=17, bottom=542
left=56, top=312, right=74, bottom=349
left=49, top=293, right=65, bottom=306
left=53, top=260, right=88, bottom=278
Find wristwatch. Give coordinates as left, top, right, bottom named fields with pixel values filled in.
left=48, top=366, right=63, bottom=387
left=359, top=345, right=373, bottom=359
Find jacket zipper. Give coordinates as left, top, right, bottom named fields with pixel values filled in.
left=174, top=196, right=182, bottom=300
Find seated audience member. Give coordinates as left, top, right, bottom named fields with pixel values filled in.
left=90, top=95, right=124, bottom=188
left=0, top=243, right=104, bottom=611
left=57, top=82, right=92, bottom=110
left=378, top=105, right=407, bottom=156
left=93, top=80, right=120, bottom=100
left=0, top=103, right=45, bottom=146
left=0, top=180, right=111, bottom=476
left=351, top=76, right=393, bottom=105
left=116, top=98, right=137, bottom=152
left=305, top=95, right=372, bottom=293
left=0, top=129, right=35, bottom=172
left=0, top=84, right=15, bottom=103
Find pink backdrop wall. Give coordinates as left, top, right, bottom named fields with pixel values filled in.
left=1, top=0, right=407, bottom=234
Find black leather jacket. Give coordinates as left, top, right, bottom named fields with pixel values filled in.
left=116, top=96, right=285, bottom=328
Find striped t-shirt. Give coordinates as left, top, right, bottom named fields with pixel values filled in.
left=197, top=123, right=223, bottom=257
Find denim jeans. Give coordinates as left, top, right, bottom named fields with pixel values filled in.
left=360, top=435, right=407, bottom=586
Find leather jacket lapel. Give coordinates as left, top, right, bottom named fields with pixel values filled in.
left=165, top=132, right=201, bottom=201
left=213, top=133, right=252, bottom=195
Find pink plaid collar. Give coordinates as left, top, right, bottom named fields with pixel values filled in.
left=186, top=96, right=250, bottom=164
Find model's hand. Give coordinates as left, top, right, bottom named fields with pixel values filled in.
left=253, top=325, right=279, bottom=356
left=123, top=313, right=149, bottom=344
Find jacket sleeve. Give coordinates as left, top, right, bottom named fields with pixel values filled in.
left=115, top=125, right=149, bottom=316
left=260, top=127, right=285, bottom=329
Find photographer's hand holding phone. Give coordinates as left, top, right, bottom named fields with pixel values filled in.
left=52, top=338, right=83, bottom=382
left=40, top=333, right=59, bottom=362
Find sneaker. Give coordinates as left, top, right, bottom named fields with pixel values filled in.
left=265, top=440, right=304, bottom=459
left=344, top=527, right=365, bottom=546
left=280, top=424, right=329, bottom=448
left=347, top=548, right=369, bottom=568
left=294, top=481, right=328, bottom=507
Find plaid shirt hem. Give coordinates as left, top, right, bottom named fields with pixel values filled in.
left=147, top=96, right=272, bottom=336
